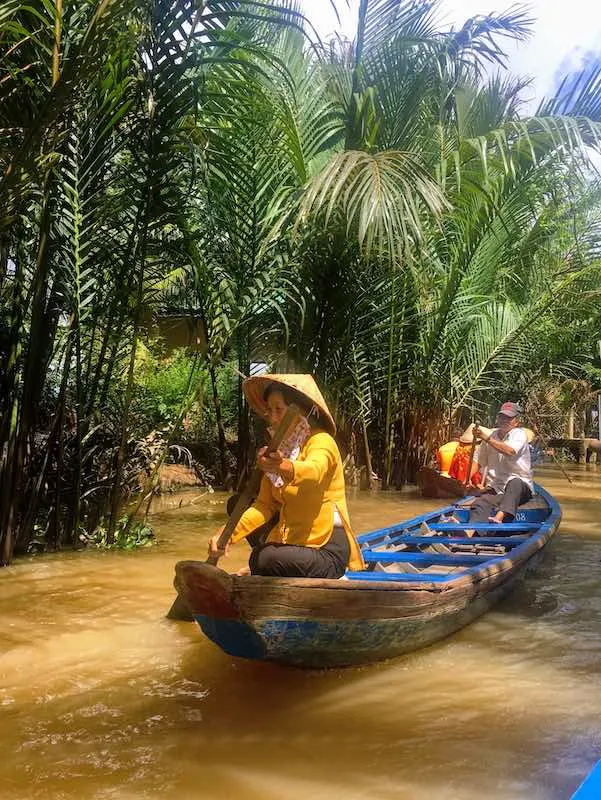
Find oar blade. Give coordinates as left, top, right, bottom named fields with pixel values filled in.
left=166, top=592, right=194, bottom=621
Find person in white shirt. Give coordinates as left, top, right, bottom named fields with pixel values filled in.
left=470, top=402, right=533, bottom=526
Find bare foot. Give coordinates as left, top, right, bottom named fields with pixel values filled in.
left=488, top=512, right=505, bottom=524
left=235, top=566, right=251, bottom=577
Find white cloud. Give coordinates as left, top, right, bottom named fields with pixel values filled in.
left=300, top=0, right=601, bottom=105
left=300, top=0, right=357, bottom=40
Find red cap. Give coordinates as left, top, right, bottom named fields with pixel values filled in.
left=499, top=402, right=523, bottom=418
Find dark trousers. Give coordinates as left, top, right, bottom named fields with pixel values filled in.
left=470, top=479, right=533, bottom=526
left=246, top=513, right=279, bottom=548
left=249, top=526, right=349, bottom=579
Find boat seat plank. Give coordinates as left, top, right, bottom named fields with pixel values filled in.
left=379, top=535, right=528, bottom=547
left=345, top=570, right=456, bottom=583
left=431, top=523, right=537, bottom=532
left=362, top=550, right=496, bottom=565
left=376, top=561, right=422, bottom=574
left=356, top=503, right=465, bottom=544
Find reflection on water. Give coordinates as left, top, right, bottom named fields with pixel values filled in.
left=1, top=464, right=601, bottom=799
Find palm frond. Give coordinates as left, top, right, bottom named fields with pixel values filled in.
left=295, top=149, right=448, bottom=263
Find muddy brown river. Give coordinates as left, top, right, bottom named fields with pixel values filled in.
left=1, top=464, right=601, bottom=799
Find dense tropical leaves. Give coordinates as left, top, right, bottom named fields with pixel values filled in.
left=273, top=0, right=601, bottom=486
left=0, top=0, right=312, bottom=560
left=1, top=0, right=601, bottom=562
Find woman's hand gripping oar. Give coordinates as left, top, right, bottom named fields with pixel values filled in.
left=166, top=404, right=302, bottom=621
left=206, top=403, right=301, bottom=566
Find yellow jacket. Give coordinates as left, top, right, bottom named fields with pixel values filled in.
left=231, top=431, right=364, bottom=571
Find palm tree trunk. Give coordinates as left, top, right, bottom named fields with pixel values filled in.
left=208, top=359, right=232, bottom=488
left=52, top=0, right=63, bottom=87
left=1, top=174, right=56, bottom=561
left=0, top=238, right=25, bottom=564
left=85, top=216, right=143, bottom=416
left=47, top=333, right=74, bottom=549
left=107, top=238, right=147, bottom=542
left=383, top=270, right=397, bottom=489
left=236, top=330, right=251, bottom=488
left=70, top=323, right=83, bottom=543
left=0, top=231, right=8, bottom=293
left=361, top=414, right=374, bottom=490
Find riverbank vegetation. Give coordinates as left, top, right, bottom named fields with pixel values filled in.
left=1, top=0, right=601, bottom=562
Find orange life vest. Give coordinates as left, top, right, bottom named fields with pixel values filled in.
left=449, top=443, right=481, bottom=484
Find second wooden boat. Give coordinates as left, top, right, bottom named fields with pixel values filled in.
left=174, top=483, right=560, bottom=668
left=416, top=466, right=468, bottom=498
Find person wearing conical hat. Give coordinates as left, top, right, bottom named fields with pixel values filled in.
left=208, top=374, right=364, bottom=577
left=447, top=424, right=482, bottom=485
left=469, top=402, right=534, bottom=527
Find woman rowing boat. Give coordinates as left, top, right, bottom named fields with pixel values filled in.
left=208, top=374, right=364, bottom=578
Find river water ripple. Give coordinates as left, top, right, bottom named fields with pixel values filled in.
left=1, top=464, right=601, bottom=799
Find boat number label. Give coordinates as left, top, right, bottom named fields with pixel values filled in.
left=515, top=512, right=527, bottom=521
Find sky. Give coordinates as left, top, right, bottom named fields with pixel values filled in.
left=300, top=0, right=601, bottom=108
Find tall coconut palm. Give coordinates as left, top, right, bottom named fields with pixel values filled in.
left=259, top=0, right=601, bottom=486
left=0, top=0, right=312, bottom=561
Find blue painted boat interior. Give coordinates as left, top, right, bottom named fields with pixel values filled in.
left=347, top=483, right=560, bottom=585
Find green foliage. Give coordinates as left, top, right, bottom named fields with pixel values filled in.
left=134, top=349, right=202, bottom=431
left=132, top=349, right=238, bottom=437
left=258, top=0, right=601, bottom=485
left=79, top=516, right=155, bottom=551
left=2, top=0, right=601, bottom=566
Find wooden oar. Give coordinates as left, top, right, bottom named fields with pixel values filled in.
left=464, top=427, right=479, bottom=489
left=166, top=403, right=302, bottom=621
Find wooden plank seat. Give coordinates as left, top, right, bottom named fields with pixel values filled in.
left=426, top=541, right=454, bottom=556
left=357, top=506, right=461, bottom=544
left=362, top=550, right=497, bottom=565
left=345, top=570, right=459, bottom=583
left=370, top=534, right=528, bottom=547
left=376, top=561, right=421, bottom=574
left=379, top=529, right=532, bottom=551
left=431, top=522, right=537, bottom=533
left=350, top=540, right=517, bottom=581
left=449, top=543, right=508, bottom=555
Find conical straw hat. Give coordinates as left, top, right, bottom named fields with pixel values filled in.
left=459, top=423, right=476, bottom=444
left=242, top=374, right=336, bottom=435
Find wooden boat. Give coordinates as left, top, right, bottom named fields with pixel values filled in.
left=416, top=466, right=468, bottom=498
left=174, top=482, right=560, bottom=668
